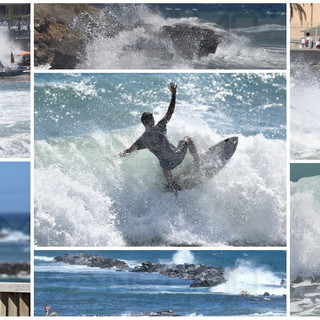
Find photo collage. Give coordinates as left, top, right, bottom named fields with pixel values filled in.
left=0, top=1, right=318, bottom=318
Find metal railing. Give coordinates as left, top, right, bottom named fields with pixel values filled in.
left=0, top=283, right=30, bottom=316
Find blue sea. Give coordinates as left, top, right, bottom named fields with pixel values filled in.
left=34, top=250, right=286, bottom=316
left=70, top=3, right=286, bottom=69
left=0, top=213, right=30, bottom=282
left=34, top=73, right=286, bottom=247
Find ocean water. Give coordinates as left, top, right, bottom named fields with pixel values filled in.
left=0, top=28, right=30, bottom=158
left=291, top=175, right=320, bottom=315
left=72, top=4, right=286, bottom=69
left=34, top=250, right=286, bottom=316
left=0, top=213, right=30, bottom=282
left=290, top=54, right=320, bottom=159
left=34, top=73, right=286, bottom=247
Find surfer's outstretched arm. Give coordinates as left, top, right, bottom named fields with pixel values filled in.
left=161, top=82, right=177, bottom=124
left=119, top=144, right=138, bottom=157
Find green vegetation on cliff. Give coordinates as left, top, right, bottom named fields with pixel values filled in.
left=35, top=4, right=100, bottom=24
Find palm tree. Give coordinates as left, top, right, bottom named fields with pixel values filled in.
left=290, top=3, right=307, bottom=22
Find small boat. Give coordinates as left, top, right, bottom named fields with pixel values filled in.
left=2, top=68, right=24, bottom=76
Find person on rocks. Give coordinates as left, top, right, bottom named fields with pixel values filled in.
left=119, top=81, right=200, bottom=191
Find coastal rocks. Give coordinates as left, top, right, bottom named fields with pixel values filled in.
left=34, top=20, right=85, bottom=68
left=34, top=4, right=221, bottom=68
left=239, top=290, right=252, bottom=297
left=54, top=254, right=129, bottom=269
left=132, top=261, right=225, bottom=287
left=0, top=263, right=30, bottom=276
left=159, top=25, right=219, bottom=59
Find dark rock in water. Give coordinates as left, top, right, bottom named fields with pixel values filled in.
left=239, top=290, right=252, bottom=297
left=0, top=263, right=30, bottom=276
left=54, top=254, right=129, bottom=269
left=159, top=25, right=219, bottom=59
left=132, top=261, right=225, bottom=287
left=291, top=275, right=304, bottom=284
left=263, top=292, right=270, bottom=296
left=122, top=38, right=174, bottom=61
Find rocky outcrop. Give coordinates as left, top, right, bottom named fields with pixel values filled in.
left=34, top=19, right=85, bottom=68
left=131, top=261, right=225, bottom=287
left=0, top=263, right=30, bottom=276
left=34, top=4, right=220, bottom=68
left=54, top=254, right=129, bottom=269
left=159, top=25, right=219, bottom=59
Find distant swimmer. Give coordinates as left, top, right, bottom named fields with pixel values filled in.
left=45, top=305, right=50, bottom=316
left=119, top=82, right=200, bottom=190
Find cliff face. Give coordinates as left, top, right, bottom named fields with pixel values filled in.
left=34, top=4, right=99, bottom=68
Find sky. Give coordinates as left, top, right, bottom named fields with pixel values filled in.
left=0, top=162, right=30, bottom=214
left=291, top=163, right=320, bottom=182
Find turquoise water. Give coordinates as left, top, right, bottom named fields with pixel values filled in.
left=34, top=250, right=286, bottom=316
left=34, top=73, right=286, bottom=247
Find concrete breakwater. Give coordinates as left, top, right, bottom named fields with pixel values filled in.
left=54, top=254, right=226, bottom=288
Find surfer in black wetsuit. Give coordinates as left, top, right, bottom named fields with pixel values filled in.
left=119, top=82, right=200, bottom=189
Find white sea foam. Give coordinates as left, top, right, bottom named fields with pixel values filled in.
left=172, top=250, right=195, bottom=264
left=34, top=255, right=55, bottom=262
left=35, top=128, right=286, bottom=247
left=291, top=176, right=320, bottom=278
left=291, top=62, right=320, bottom=159
left=210, top=259, right=286, bottom=296
left=0, top=29, right=23, bottom=66
left=0, top=228, right=29, bottom=242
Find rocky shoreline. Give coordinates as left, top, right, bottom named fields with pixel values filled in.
left=34, top=4, right=220, bottom=69
left=0, top=263, right=30, bottom=276
left=54, top=253, right=225, bottom=288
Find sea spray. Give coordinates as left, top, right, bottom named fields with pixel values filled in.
left=291, top=177, right=320, bottom=279
left=70, top=4, right=285, bottom=69
left=210, top=259, right=286, bottom=296
left=172, top=250, right=195, bottom=265
left=35, top=132, right=286, bottom=246
left=0, top=28, right=23, bottom=66
left=35, top=73, right=286, bottom=247
left=290, top=55, right=320, bottom=159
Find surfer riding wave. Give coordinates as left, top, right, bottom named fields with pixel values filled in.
left=119, top=82, right=200, bottom=190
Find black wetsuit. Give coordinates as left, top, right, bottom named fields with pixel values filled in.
left=133, top=119, right=188, bottom=170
